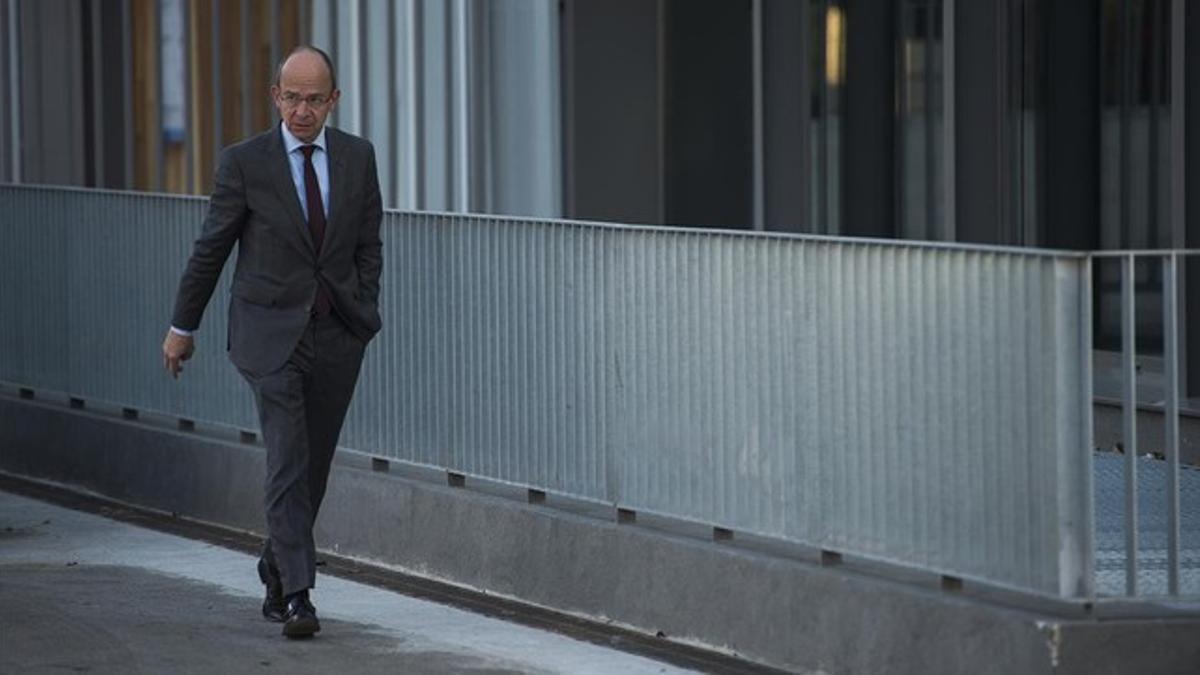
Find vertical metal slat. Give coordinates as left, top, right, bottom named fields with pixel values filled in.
left=1121, top=254, right=1139, bottom=595
left=1078, top=255, right=1096, bottom=600
left=1162, top=254, right=1181, bottom=595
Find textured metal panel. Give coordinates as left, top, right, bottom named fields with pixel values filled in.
left=2, top=185, right=1104, bottom=596
left=0, top=186, right=254, bottom=428
left=0, top=187, right=69, bottom=391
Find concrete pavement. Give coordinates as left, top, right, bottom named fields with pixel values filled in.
left=0, top=489, right=695, bottom=675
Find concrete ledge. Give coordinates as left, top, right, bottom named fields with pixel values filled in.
left=2, top=393, right=1198, bottom=673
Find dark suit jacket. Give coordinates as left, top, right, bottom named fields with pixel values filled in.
left=171, top=125, right=383, bottom=376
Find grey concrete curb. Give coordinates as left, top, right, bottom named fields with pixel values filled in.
left=2, top=392, right=1198, bottom=674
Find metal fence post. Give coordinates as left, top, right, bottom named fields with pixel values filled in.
left=1121, top=253, right=1139, bottom=595
left=1163, top=253, right=1182, bottom=595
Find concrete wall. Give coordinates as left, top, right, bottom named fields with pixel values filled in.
left=1, top=389, right=1198, bottom=674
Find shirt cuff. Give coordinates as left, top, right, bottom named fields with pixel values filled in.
left=169, top=326, right=194, bottom=337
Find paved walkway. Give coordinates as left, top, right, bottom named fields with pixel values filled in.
left=0, top=489, right=692, bottom=674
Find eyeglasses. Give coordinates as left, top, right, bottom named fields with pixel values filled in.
left=279, top=92, right=331, bottom=109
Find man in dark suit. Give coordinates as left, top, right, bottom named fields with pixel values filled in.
left=162, top=45, right=382, bottom=639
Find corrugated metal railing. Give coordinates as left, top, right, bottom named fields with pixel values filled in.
left=2, top=183, right=1178, bottom=602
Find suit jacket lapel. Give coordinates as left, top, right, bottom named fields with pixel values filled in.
left=265, top=127, right=316, bottom=254
left=323, top=128, right=349, bottom=262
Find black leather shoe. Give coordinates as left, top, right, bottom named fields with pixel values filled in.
left=257, top=558, right=286, bottom=623
left=282, top=593, right=320, bottom=638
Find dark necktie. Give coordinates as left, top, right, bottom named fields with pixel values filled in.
left=299, top=145, right=331, bottom=316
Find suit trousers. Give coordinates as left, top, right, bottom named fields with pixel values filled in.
left=239, top=311, right=365, bottom=596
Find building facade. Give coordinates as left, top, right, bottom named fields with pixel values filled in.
left=3, top=0, right=1200, bottom=381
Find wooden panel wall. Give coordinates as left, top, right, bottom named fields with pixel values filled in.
left=218, top=0, right=244, bottom=146
left=249, top=0, right=272, bottom=133
left=189, top=0, right=214, bottom=194
left=131, top=0, right=158, bottom=191
left=126, top=0, right=307, bottom=194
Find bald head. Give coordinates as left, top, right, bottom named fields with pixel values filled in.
left=274, top=46, right=337, bottom=91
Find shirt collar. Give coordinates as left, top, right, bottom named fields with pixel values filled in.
left=280, top=121, right=327, bottom=155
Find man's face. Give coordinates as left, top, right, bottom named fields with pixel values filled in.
left=271, top=51, right=339, bottom=144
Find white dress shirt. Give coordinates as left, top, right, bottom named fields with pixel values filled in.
left=280, top=121, right=331, bottom=223
left=171, top=122, right=330, bottom=338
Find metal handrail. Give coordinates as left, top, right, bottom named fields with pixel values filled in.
left=1097, top=250, right=1195, bottom=597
